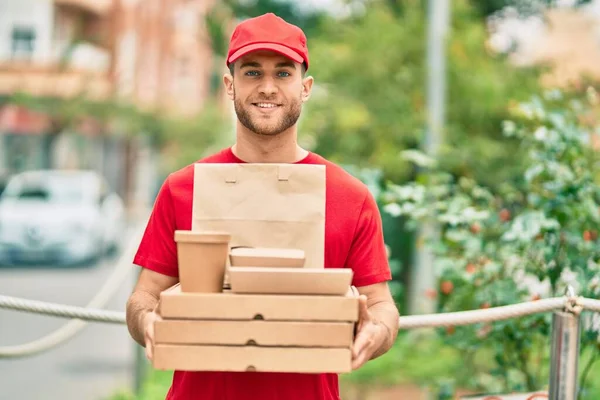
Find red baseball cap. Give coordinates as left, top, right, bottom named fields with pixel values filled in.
left=227, top=13, right=310, bottom=70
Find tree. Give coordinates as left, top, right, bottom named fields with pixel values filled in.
left=299, top=0, right=543, bottom=189
left=204, top=0, right=327, bottom=60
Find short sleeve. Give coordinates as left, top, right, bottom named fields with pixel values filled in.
left=133, top=176, right=179, bottom=277
left=346, top=190, right=392, bottom=287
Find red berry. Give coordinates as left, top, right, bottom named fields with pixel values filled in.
left=466, top=263, right=477, bottom=274
left=470, top=223, right=482, bottom=234
left=441, top=281, right=454, bottom=295
left=499, top=209, right=511, bottom=222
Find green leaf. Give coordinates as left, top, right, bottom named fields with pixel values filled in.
left=400, top=149, right=438, bottom=168
left=502, top=212, right=560, bottom=242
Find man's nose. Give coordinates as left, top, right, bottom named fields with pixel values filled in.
left=258, top=77, right=278, bottom=96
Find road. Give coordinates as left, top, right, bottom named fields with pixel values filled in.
left=0, top=223, right=147, bottom=400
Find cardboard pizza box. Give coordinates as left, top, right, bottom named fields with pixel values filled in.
left=152, top=344, right=352, bottom=374
left=158, top=285, right=359, bottom=322
left=228, top=266, right=353, bottom=295
left=154, top=319, right=354, bottom=347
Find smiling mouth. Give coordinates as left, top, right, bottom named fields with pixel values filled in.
left=252, top=102, right=281, bottom=109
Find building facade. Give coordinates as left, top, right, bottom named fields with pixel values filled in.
left=0, top=0, right=218, bottom=207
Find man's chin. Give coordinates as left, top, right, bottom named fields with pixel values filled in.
left=252, top=128, right=284, bottom=136
left=245, top=120, right=284, bottom=136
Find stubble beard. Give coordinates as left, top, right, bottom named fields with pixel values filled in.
left=233, top=90, right=302, bottom=136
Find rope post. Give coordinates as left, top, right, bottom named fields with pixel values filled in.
left=548, top=286, right=582, bottom=400
left=134, top=343, right=147, bottom=394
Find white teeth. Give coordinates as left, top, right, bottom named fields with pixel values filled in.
left=256, top=103, right=277, bottom=108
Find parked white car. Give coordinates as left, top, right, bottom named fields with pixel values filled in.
left=0, top=170, right=125, bottom=265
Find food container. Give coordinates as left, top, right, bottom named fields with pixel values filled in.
left=229, top=247, right=305, bottom=268
left=174, top=230, right=230, bottom=293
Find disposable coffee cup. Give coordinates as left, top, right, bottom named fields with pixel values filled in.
left=174, top=230, right=231, bottom=293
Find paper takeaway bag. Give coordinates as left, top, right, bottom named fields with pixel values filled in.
left=192, top=163, right=326, bottom=269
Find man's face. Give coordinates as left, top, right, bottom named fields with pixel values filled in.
left=224, top=51, right=313, bottom=136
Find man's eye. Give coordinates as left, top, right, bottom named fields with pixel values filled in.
left=278, top=71, right=291, bottom=77
left=245, top=70, right=260, bottom=76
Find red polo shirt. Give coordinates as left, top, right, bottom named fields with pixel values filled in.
left=133, top=147, right=391, bottom=400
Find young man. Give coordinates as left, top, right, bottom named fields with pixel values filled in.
left=126, top=12, right=399, bottom=400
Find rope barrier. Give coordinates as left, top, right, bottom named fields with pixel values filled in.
left=579, top=298, right=600, bottom=314
left=0, top=295, right=126, bottom=324
left=2, top=290, right=599, bottom=333
left=398, top=297, right=566, bottom=329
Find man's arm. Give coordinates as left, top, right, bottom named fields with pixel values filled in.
left=126, top=268, right=178, bottom=353
left=351, top=281, right=400, bottom=369
left=358, top=282, right=399, bottom=358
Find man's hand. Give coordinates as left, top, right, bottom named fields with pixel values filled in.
left=351, top=294, right=388, bottom=370
left=143, top=310, right=162, bottom=361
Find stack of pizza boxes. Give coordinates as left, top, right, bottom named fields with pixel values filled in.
left=152, top=240, right=359, bottom=374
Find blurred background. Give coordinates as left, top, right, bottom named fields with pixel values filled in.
left=1, top=0, right=600, bottom=399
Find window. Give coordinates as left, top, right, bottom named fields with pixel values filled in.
left=11, top=25, right=36, bottom=61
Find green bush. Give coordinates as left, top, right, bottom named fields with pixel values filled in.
left=105, top=368, right=172, bottom=400
left=381, top=88, right=600, bottom=397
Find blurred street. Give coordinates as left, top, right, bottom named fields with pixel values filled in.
left=0, top=221, right=142, bottom=400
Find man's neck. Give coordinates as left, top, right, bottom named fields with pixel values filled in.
left=232, top=124, right=308, bottom=163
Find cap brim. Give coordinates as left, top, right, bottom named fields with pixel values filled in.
left=228, top=43, right=304, bottom=65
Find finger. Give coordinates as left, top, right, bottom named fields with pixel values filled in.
left=355, top=296, right=370, bottom=333
left=351, top=330, right=370, bottom=359
left=351, top=346, right=371, bottom=370
left=146, top=332, right=155, bottom=360
left=145, top=341, right=153, bottom=361
left=352, top=330, right=376, bottom=370
left=351, top=352, right=367, bottom=370
left=358, top=295, right=370, bottom=322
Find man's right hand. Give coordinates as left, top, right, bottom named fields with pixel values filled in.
left=143, top=310, right=162, bottom=361
left=126, top=269, right=178, bottom=356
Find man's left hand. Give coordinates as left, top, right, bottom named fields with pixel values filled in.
left=351, top=294, right=387, bottom=370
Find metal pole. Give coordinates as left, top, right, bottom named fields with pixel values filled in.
left=548, top=311, right=581, bottom=400
left=409, top=0, right=450, bottom=315
left=134, top=343, right=147, bottom=394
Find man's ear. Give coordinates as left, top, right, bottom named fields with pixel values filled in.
left=301, top=76, right=314, bottom=103
left=223, top=73, right=234, bottom=100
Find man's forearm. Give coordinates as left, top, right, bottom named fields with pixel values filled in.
left=368, top=301, right=400, bottom=359
left=126, top=290, right=159, bottom=347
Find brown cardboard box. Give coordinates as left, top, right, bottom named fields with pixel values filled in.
left=228, top=266, right=353, bottom=295
left=153, top=344, right=352, bottom=373
left=158, top=285, right=359, bottom=322
left=154, top=319, right=354, bottom=347
left=229, top=247, right=306, bottom=268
